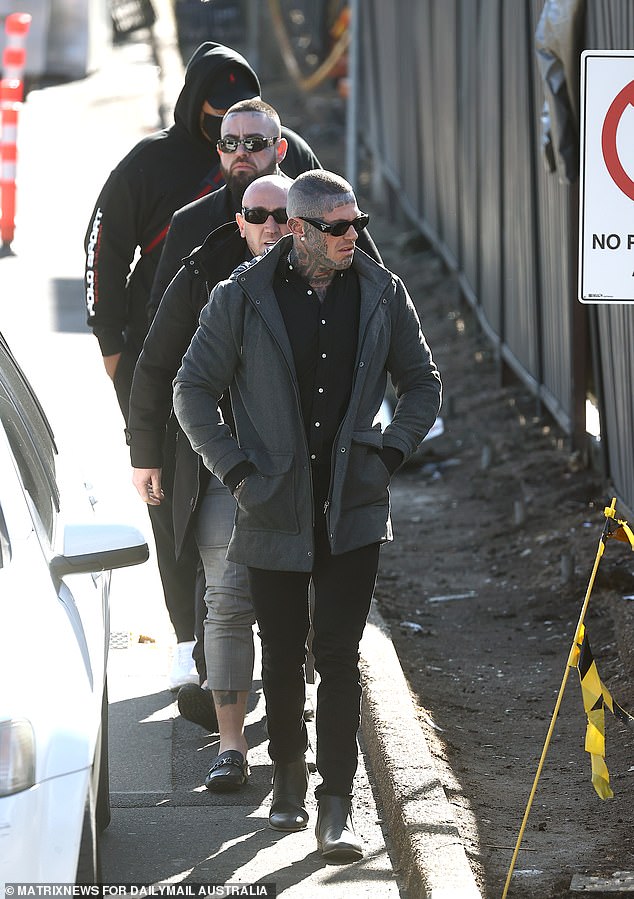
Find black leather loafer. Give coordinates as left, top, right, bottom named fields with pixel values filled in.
left=177, top=684, right=218, bottom=733
left=316, top=795, right=363, bottom=861
left=205, top=750, right=250, bottom=792
left=269, top=758, right=309, bottom=831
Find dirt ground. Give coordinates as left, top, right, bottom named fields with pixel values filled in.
left=373, top=227, right=634, bottom=899
left=262, top=77, right=634, bottom=899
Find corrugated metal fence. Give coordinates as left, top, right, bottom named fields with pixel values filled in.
left=359, top=0, right=634, bottom=510
left=585, top=1, right=634, bottom=511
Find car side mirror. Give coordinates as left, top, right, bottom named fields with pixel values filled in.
left=49, top=523, right=149, bottom=578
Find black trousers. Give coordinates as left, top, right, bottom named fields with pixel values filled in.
left=248, top=489, right=379, bottom=798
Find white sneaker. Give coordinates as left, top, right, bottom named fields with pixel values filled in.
left=169, top=640, right=198, bottom=689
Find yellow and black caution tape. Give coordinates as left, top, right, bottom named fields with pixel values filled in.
left=570, top=623, right=634, bottom=800
left=501, top=498, right=634, bottom=898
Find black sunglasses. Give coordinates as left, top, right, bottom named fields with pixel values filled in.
left=241, top=206, right=288, bottom=225
left=298, top=213, right=370, bottom=237
left=217, top=136, right=279, bottom=153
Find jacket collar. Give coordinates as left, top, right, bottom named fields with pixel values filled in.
left=183, top=221, right=244, bottom=279
left=239, top=234, right=392, bottom=294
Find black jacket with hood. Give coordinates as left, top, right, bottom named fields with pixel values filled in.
left=83, top=42, right=320, bottom=376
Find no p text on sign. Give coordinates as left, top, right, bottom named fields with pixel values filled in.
left=579, top=51, right=634, bottom=303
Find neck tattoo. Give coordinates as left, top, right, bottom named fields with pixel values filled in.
left=289, top=245, right=335, bottom=302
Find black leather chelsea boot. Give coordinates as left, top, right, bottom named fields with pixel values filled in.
left=268, top=758, right=309, bottom=831
left=315, top=795, right=363, bottom=861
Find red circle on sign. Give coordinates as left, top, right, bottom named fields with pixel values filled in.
left=601, top=79, right=634, bottom=201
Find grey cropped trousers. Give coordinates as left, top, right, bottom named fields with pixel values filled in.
left=194, top=476, right=255, bottom=692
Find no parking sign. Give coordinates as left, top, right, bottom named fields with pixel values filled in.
left=579, top=51, right=634, bottom=302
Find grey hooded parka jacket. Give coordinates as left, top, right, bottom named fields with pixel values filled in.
left=173, top=235, right=442, bottom=572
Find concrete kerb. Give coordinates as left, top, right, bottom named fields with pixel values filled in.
left=360, top=601, right=483, bottom=899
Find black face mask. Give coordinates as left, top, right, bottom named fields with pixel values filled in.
left=202, top=113, right=222, bottom=145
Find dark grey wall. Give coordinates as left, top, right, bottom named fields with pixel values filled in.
left=360, top=0, right=634, bottom=510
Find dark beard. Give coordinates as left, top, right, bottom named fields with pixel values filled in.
left=220, top=158, right=278, bottom=203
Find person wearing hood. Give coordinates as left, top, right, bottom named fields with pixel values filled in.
left=83, top=42, right=320, bottom=691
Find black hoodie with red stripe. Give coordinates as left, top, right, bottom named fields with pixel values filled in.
left=84, top=41, right=320, bottom=371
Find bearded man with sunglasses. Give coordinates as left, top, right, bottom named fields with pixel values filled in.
left=128, top=175, right=291, bottom=791
left=174, top=170, right=442, bottom=860
left=148, top=98, right=296, bottom=321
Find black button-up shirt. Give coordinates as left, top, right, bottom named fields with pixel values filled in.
left=274, top=253, right=360, bottom=467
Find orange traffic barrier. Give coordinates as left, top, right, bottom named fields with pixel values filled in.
left=1, top=82, right=20, bottom=248
left=1, top=13, right=31, bottom=250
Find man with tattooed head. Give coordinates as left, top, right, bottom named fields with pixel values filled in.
left=173, top=169, right=442, bottom=861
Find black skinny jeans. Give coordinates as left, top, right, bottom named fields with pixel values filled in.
left=248, top=471, right=380, bottom=798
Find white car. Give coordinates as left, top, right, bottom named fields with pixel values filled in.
left=0, top=331, right=148, bottom=884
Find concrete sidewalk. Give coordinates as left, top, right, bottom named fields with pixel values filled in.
left=0, top=22, right=481, bottom=899
left=103, top=627, right=400, bottom=896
